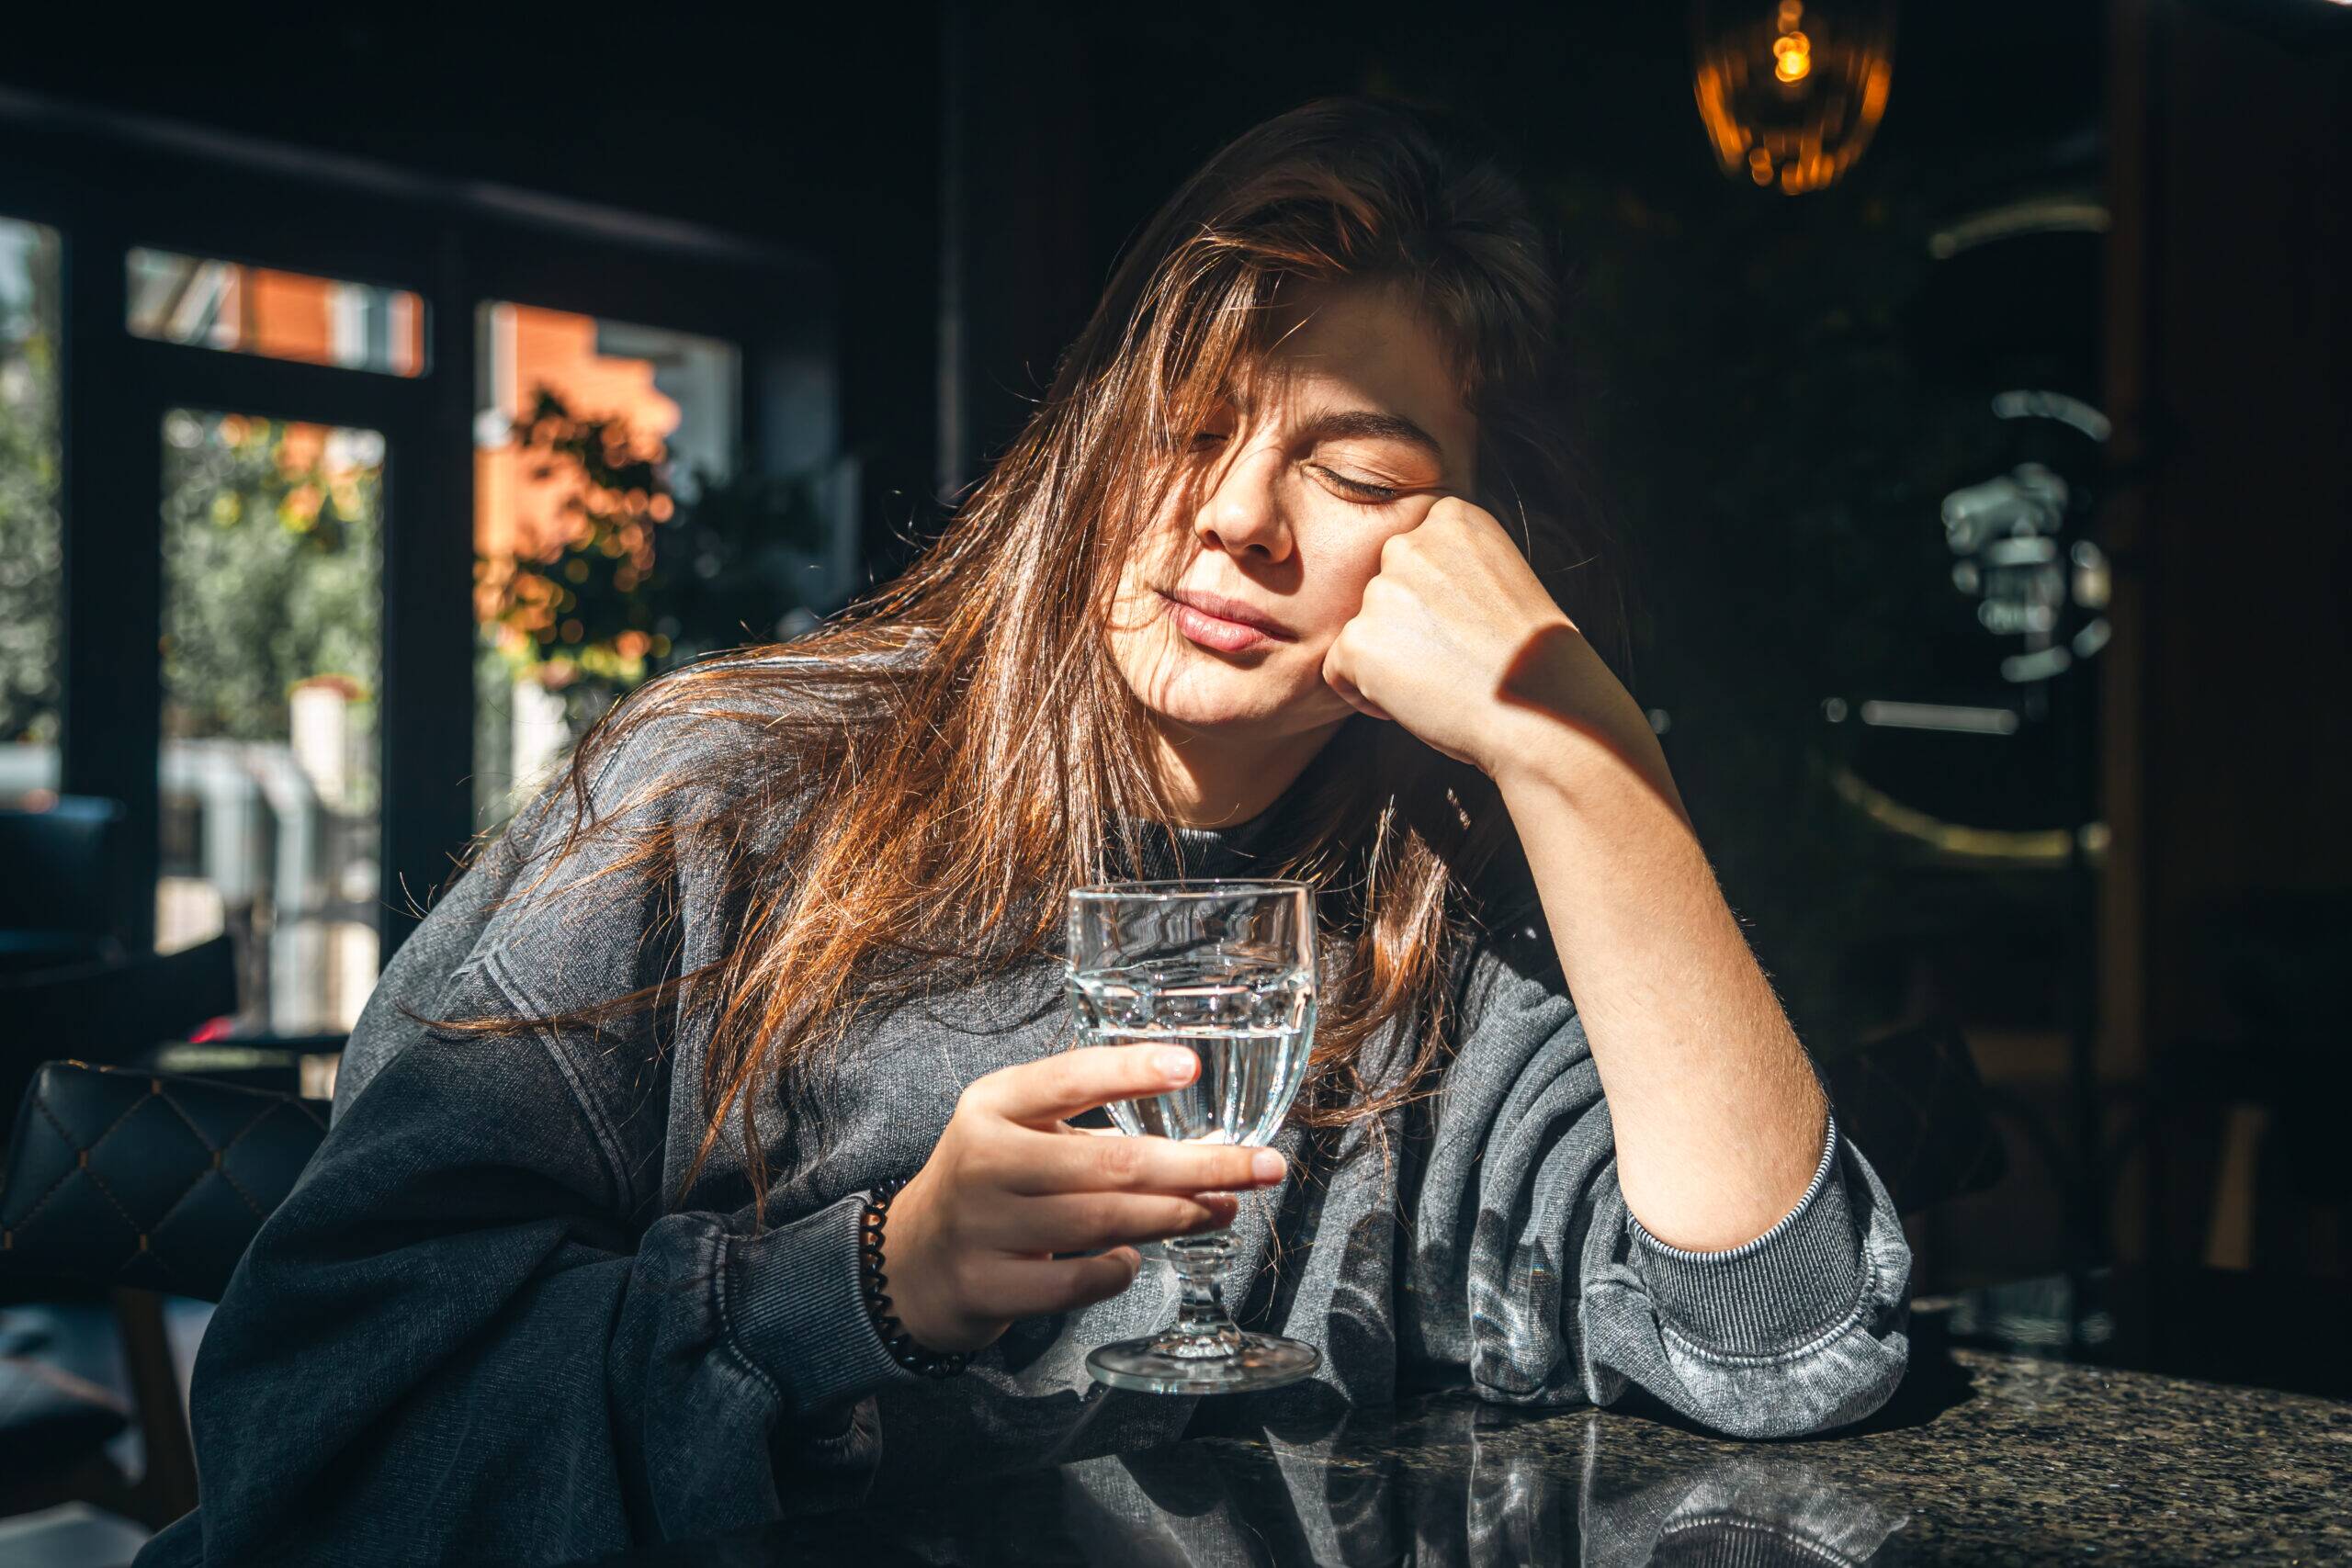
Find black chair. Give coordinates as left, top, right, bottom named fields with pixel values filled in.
left=0, top=797, right=130, bottom=978
left=1, top=1061, right=328, bottom=1530
left=0, top=934, right=238, bottom=1133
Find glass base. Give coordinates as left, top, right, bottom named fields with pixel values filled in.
left=1086, top=1331, right=1320, bottom=1394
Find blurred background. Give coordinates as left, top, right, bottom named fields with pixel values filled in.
left=0, top=0, right=2346, bottom=1554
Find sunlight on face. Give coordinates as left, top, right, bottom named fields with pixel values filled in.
left=1105, top=279, right=1480, bottom=747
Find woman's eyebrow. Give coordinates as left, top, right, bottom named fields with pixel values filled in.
left=1295, top=408, right=1447, bottom=470
left=1232, top=380, right=1448, bottom=479
left=1221, top=384, right=1453, bottom=478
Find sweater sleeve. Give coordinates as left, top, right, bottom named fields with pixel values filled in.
left=1396, top=925, right=1913, bottom=1439
left=155, top=965, right=917, bottom=1566
left=146, top=695, right=917, bottom=1567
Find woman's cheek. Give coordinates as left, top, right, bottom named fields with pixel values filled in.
left=1326, top=545, right=1396, bottom=626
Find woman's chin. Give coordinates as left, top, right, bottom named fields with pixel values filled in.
left=1133, top=669, right=1331, bottom=737
left=1113, top=627, right=1343, bottom=737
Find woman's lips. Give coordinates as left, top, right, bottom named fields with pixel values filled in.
left=1159, top=590, right=1289, bottom=654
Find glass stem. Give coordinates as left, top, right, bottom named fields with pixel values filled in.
left=1161, top=1225, right=1244, bottom=1358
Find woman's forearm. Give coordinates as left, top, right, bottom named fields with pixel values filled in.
left=1308, top=493, right=1835, bottom=1255
left=1493, top=725, right=1830, bottom=1255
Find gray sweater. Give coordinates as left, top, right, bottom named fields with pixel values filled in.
left=134, top=652, right=1912, bottom=1567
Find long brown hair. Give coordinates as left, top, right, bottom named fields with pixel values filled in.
left=430, top=95, right=1626, bottom=1229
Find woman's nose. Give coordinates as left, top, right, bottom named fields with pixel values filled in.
left=1193, top=447, right=1294, bottom=563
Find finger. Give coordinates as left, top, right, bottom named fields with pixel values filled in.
left=1320, top=643, right=1395, bottom=724
left=1340, top=682, right=1396, bottom=724
left=995, top=1129, right=1289, bottom=1197
left=971, top=1249, right=1148, bottom=1320
left=968, top=1043, right=1198, bottom=1125
left=969, top=1191, right=1239, bottom=1254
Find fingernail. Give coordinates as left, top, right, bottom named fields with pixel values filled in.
left=1156, top=1049, right=1197, bottom=1079
left=1251, top=1149, right=1285, bottom=1182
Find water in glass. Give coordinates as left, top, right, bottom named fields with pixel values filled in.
left=1068, top=953, right=1314, bottom=1147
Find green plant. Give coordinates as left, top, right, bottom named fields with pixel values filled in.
left=476, top=387, right=827, bottom=733
left=159, top=413, right=381, bottom=788
left=476, top=387, right=673, bottom=703
left=0, top=222, right=61, bottom=749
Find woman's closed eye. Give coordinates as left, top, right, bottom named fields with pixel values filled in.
left=1314, top=465, right=1401, bottom=503
left=1191, top=429, right=1406, bottom=504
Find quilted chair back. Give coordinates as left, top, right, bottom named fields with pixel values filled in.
left=2, top=1061, right=328, bottom=1303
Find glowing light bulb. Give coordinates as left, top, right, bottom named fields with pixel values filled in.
left=1691, top=0, right=1894, bottom=195
left=1774, top=31, right=1814, bottom=82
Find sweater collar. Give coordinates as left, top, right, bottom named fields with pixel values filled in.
left=1112, top=784, right=1295, bottom=883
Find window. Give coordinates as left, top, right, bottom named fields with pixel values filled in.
left=470, top=302, right=741, bottom=826
left=0, top=217, right=62, bottom=808
left=128, top=248, right=427, bottom=378
left=159, top=410, right=384, bottom=1033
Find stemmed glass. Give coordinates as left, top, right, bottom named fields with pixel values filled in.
left=1064, top=879, right=1321, bottom=1393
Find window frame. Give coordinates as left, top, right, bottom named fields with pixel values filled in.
left=0, top=118, right=833, bottom=1011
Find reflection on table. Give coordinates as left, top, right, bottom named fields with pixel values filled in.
left=567, top=1317, right=2352, bottom=1566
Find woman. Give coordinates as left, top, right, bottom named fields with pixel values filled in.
left=136, top=96, right=1911, bottom=1566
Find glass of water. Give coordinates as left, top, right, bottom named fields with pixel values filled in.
left=1064, top=878, right=1321, bottom=1394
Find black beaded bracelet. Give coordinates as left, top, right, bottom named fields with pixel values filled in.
left=858, top=1175, right=970, bottom=1380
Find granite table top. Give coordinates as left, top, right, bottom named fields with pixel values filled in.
left=572, top=1327, right=2352, bottom=1566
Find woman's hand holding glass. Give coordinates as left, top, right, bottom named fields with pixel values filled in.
left=882, top=1045, right=1288, bottom=1356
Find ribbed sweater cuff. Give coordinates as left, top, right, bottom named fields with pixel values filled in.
left=724, top=1190, right=921, bottom=1421
left=1624, top=1111, right=1865, bottom=1358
